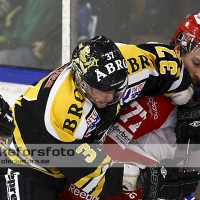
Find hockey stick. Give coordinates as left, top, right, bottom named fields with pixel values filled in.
left=182, top=138, right=197, bottom=200
left=184, top=138, right=190, bottom=173
left=0, top=141, right=48, bottom=172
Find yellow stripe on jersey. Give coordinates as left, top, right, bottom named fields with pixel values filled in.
left=9, top=114, right=65, bottom=178
left=12, top=114, right=36, bottom=162
left=101, top=155, right=112, bottom=165
left=15, top=96, right=23, bottom=107
left=23, top=76, right=49, bottom=101
left=91, top=175, right=105, bottom=197
left=91, top=156, right=113, bottom=196
left=74, top=154, right=113, bottom=196
left=75, top=166, right=102, bottom=188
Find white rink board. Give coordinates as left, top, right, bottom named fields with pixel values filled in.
left=0, top=81, right=29, bottom=106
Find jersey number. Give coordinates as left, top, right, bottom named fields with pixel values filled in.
left=155, top=46, right=178, bottom=75
left=76, top=144, right=97, bottom=163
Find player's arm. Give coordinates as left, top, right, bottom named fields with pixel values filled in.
left=55, top=142, right=124, bottom=197
left=140, top=43, right=193, bottom=104
left=120, top=43, right=193, bottom=105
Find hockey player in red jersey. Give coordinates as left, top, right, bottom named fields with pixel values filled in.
left=58, top=11, right=200, bottom=200
left=102, top=10, right=200, bottom=200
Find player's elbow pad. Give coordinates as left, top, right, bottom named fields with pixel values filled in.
left=170, top=85, right=193, bottom=105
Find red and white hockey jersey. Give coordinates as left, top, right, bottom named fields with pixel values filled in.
left=103, top=95, right=177, bottom=168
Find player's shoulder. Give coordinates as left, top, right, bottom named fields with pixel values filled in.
left=115, top=42, right=175, bottom=58
left=137, top=42, right=173, bottom=52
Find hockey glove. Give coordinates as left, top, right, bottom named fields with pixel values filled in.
left=175, top=100, right=200, bottom=150
left=0, top=95, right=15, bottom=138
left=140, top=164, right=200, bottom=199
left=122, top=164, right=140, bottom=192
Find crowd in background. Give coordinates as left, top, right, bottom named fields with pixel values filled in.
left=0, top=0, right=199, bottom=69
left=0, top=0, right=61, bottom=70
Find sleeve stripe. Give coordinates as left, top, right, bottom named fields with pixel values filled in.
left=168, top=65, right=184, bottom=91
left=83, top=164, right=109, bottom=195
left=128, top=68, right=159, bottom=85
left=44, top=68, right=70, bottom=140
left=75, top=165, right=102, bottom=188
left=73, top=100, right=93, bottom=139
left=75, top=156, right=112, bottom=196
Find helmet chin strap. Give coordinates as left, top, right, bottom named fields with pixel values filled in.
left=94, top=98, right=109, bottom=104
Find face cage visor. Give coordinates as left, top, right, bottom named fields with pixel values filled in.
left=80, top=77, right=128, bottom=105
left=177, top=32, right=200, bottom=53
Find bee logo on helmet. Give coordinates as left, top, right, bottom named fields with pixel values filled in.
left=73, top=43, right=99, bottom=75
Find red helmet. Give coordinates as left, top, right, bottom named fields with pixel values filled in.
left=172, top=11, right=200, bottom=52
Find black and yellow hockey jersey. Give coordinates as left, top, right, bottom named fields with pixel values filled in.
left=5, top=43, right=191, bottom=197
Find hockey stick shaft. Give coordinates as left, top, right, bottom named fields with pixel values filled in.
left=184, top=138, right=190, bottom=173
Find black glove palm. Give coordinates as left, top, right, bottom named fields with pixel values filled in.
left=140, top=164, right=200, bottom=199
left=175, top=100, right=200, bottom=150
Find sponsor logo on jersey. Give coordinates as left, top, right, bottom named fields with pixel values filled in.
left=109, top=123, right=133, bottom=149
left=44, top=64, right=68, bottom=88
left=185, top=195, right=196, bottom=200
left=5, top=168, right=21, bottom=200
left=146, top=97, right=159, bottom=120
left=94, top=59, right=127, bottom=82
left=86, top=109, right=100, bottom=134
left=68, top=183, right=100, bottom=200
left=121, top=82, right=145, bottom=103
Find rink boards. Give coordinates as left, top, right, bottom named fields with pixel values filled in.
left=0, top=65, right=50, bottom=105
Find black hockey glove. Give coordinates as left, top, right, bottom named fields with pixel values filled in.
left=174, top=100, right=200, bottom=150
left=140, top=164, right=200, bottom=199
left=0, top=95, right=15, bottom=138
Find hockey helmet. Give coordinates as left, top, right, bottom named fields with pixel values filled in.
left=0, top=95, right=15, bottom=138
left=72, top=35, right=128, bottom=105
left=171, top=11, right=200, bottom=53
